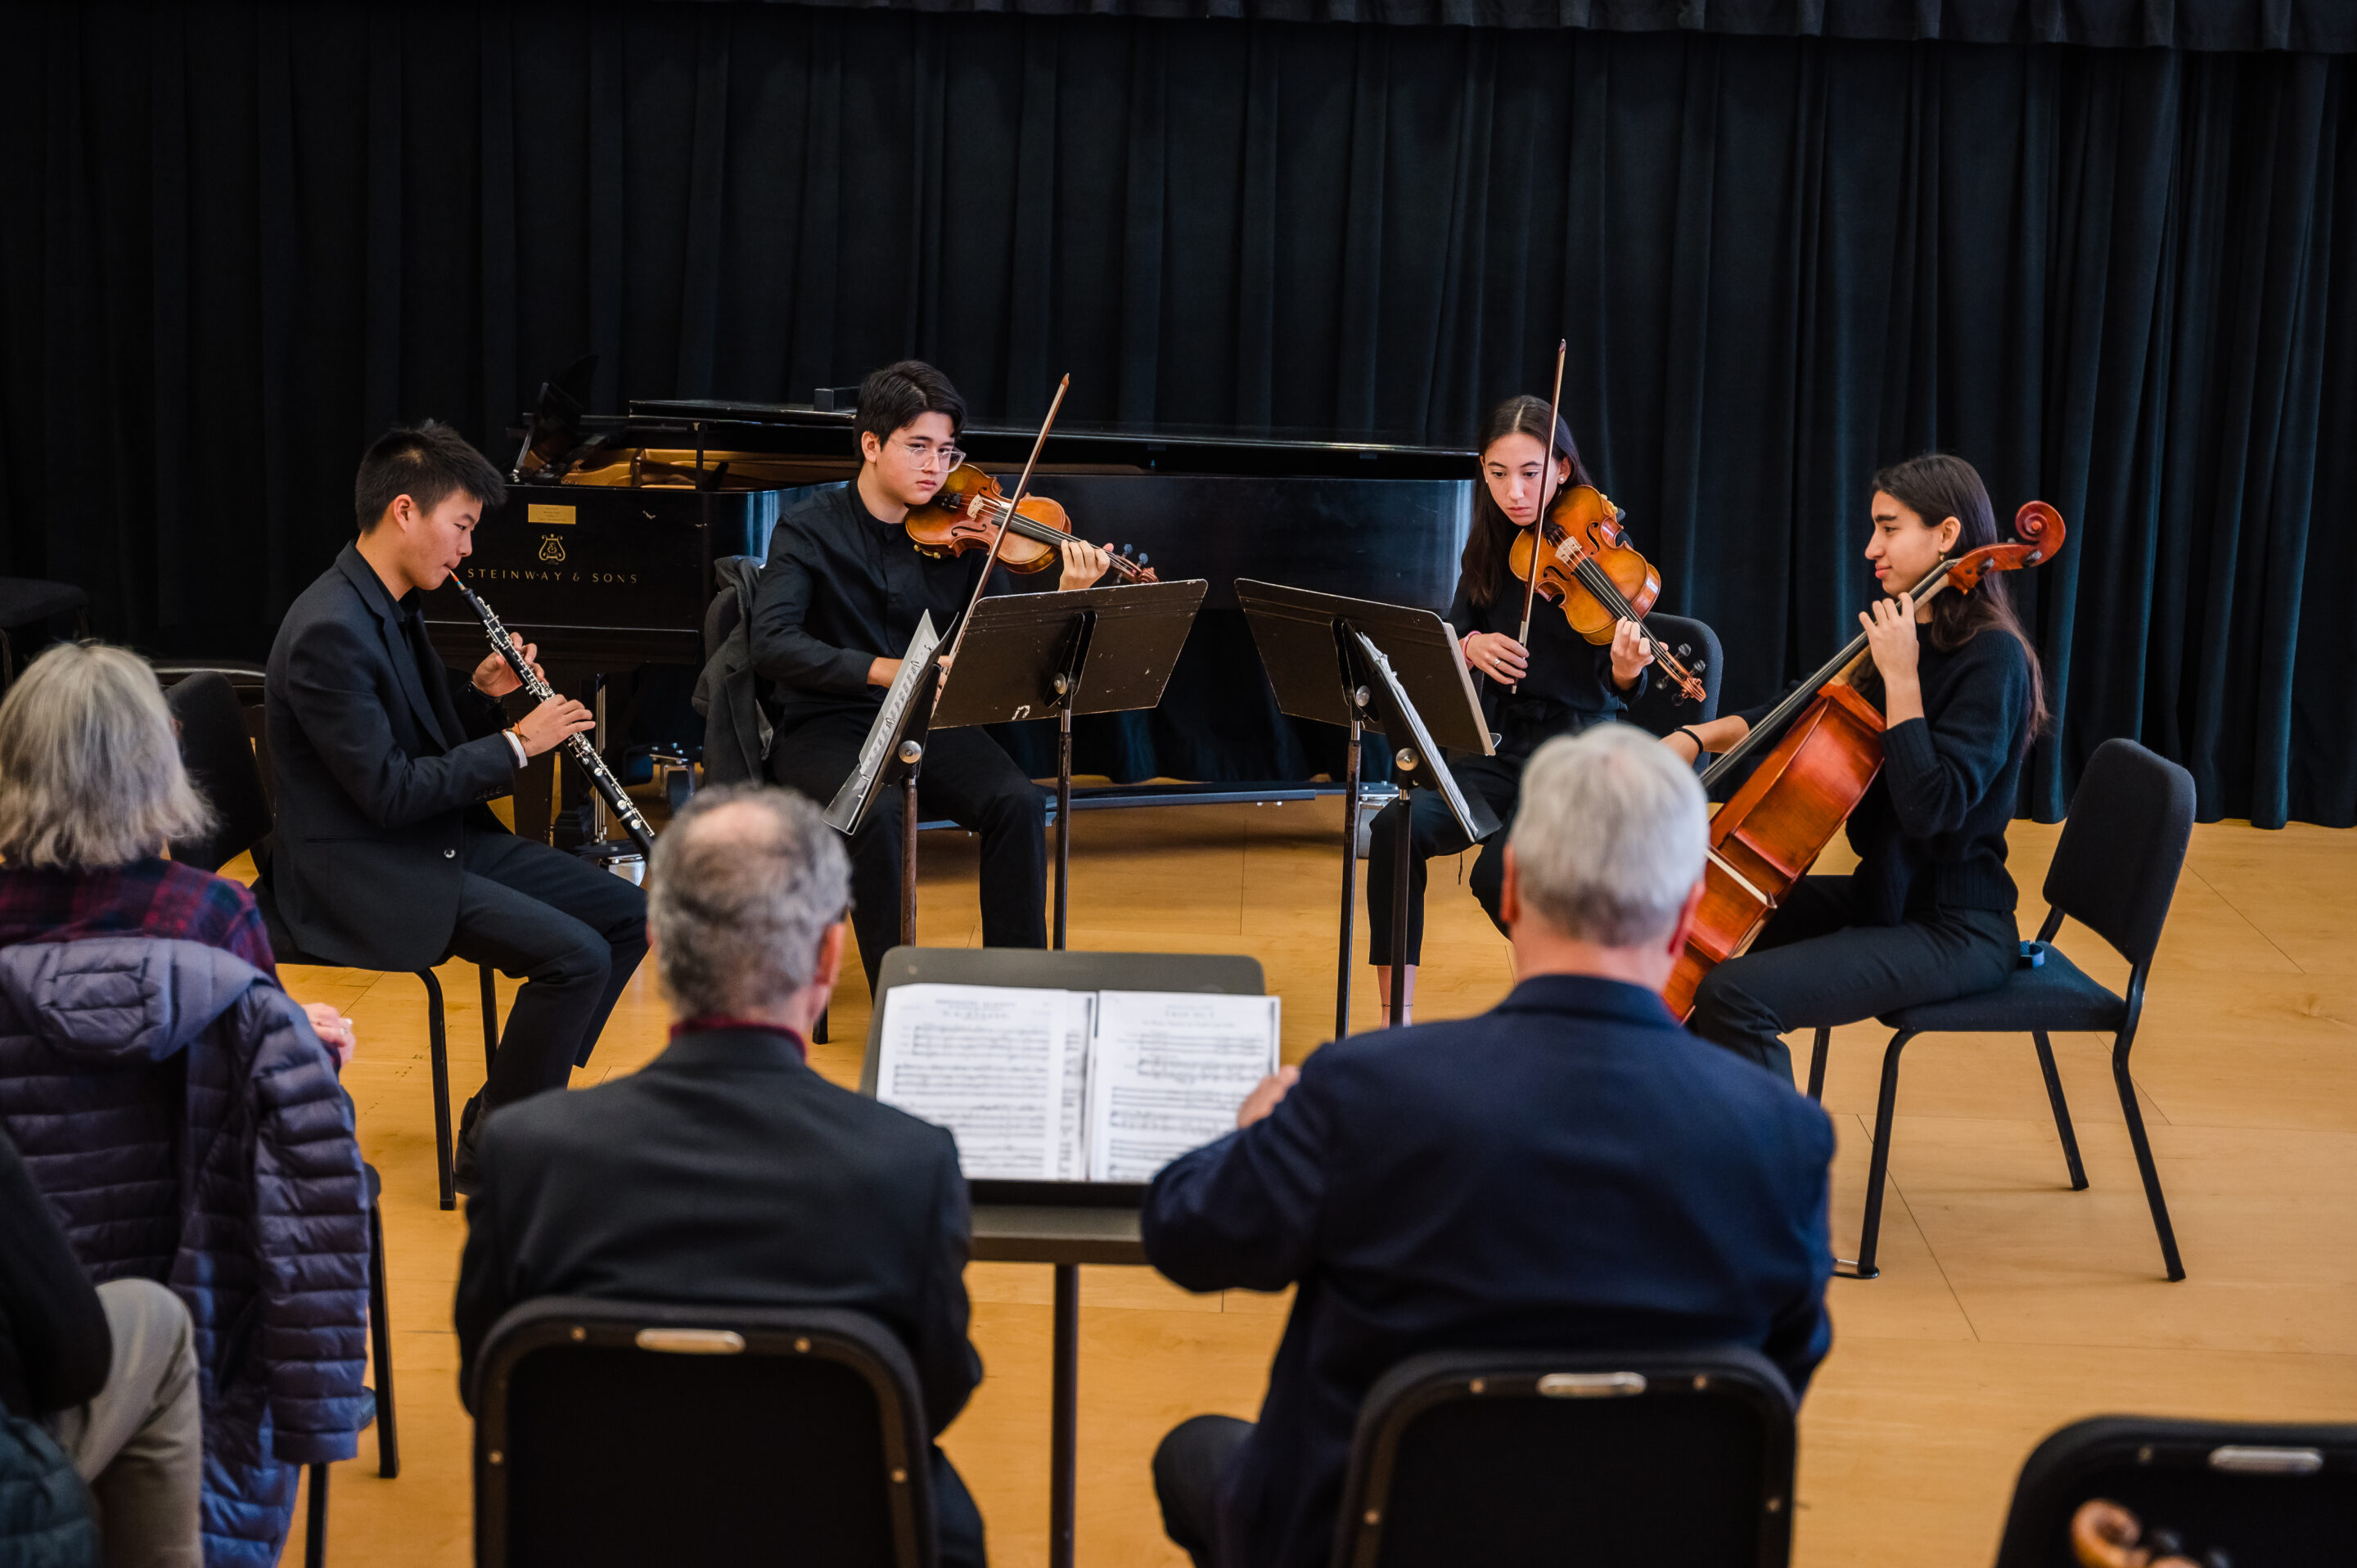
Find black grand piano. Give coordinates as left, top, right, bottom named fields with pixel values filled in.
left=425, top=374, right=1476, bottom=843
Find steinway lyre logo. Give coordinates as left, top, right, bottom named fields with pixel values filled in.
left=538, top=534, right=566, bottom=564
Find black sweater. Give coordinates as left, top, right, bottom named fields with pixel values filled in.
left=1445, top=570, right=1640, bottom=751
left=1759, top=626, right=2032, bottom=924
left=0, top=1124, right=108, bottom=1417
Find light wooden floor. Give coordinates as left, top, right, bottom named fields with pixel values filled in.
left=246, top=795, right=2357, bottom=1567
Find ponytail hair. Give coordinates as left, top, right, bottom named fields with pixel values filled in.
left=1861, top=453, right=2050, bottom=744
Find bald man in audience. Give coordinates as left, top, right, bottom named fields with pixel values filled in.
left=453, top=786, right=987, bottom=1567
left=1142, top=724, right=1836, bottom=1568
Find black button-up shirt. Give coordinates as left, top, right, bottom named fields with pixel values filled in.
left=749, top=481, right=1020, bottom=730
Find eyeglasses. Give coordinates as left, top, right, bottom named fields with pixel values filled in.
left=890, top=437, right=965, bottom=472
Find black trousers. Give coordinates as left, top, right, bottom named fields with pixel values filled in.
left=1364, top=752, right=1524, bottom=967
left=1686, top=875, right=2018, bottom=1085
left=768, top=710, right=1047, bottom=988
left=1152, top=1414, right=1253, bottom=1568
left=447, top=831, right=648, bottom=1111
left=932, top=1446, right=985, bottom=1568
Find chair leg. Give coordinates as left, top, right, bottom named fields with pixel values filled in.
left=420, top=971, right=454, bottom=1211
left=2031, top=1031, right=2089, bottom=1190
left=367, top=1199, right=399, bottom=1479
left=0, top=628, right=12, bottom=688
left=813, top=1006, right=828, bottom=1046
left=1805, top=1026, right=1831, bottom=1102
left=304, top=1462, right=329, bottom=1568
left=478, top=963, right=499, bottom=1072
left=2111, top=1021, right=2186, bottom=1281
left=1843, top=1030, right=1916, bottom=1281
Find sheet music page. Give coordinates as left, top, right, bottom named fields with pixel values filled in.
left=824, top=611, right=940, bottom=833
left=1086, top=991, right=1282, bottom=1183
left=1056, top=992, right=1096, bottom=1181
left=876, top=983, right=1072, bottom=1180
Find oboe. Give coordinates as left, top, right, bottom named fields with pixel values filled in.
left=452, top=573, right=658, bottom=860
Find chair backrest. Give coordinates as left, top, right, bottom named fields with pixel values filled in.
left=473, top=1297, right=936, bottom=1568
left=1331, top=1345, right=1796, bottom=1568
left=1993, top=1415, right=2357, bottom=1568
left=2043, top=739, right=2196, bottom=969
left=1623, top=612, right=1724, bottom=735
left=166, top=672, right=274, bottom=874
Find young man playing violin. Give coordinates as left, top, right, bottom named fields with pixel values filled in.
left=750, top=360, right=1115, bottom=991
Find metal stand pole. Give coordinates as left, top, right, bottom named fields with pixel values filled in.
left=1053, top=684, right=1074, bottom=951
left=1388, top=750, right=1416, bottom=1030
left=1049, top=1262, right=1079, bottom=1568
left=899, top=742, right=924, bottom=948
left=1333, top=687, right=1368, bottom=1043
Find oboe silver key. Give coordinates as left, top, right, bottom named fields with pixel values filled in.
left=453, top=572, right=658, bottom=860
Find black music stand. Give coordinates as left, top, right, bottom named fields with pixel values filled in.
left=931, top=580, right=1207, bottom=948
left=1237, top=579, right=1496, bottom=1036
left=859, top=944, right=1267, bottom=1568
left=825, top=619, right=942, bottom=948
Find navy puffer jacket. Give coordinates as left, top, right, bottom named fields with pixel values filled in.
left=0, top=939, right=369, bottom=1568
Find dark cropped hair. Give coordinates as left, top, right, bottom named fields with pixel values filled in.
left=1460, top=394, right=1596, bottom=608
left=1860, top=453, right=2050, bottom=743
left=354, top=421, right=507, bottom=534
left=854, top=360, right=967, bottom=448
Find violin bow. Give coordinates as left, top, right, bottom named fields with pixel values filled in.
left=944, top=373, right=1070, bottom=671
left=1509, top=340, right=1568, bottom=694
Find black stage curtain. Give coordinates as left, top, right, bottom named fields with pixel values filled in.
left=1, top=3, right=2350, bottom=825
left=692, top=0, right=2357, bottom=53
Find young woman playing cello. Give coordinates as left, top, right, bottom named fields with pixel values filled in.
left=1669, top=454, right=2048, bottom=1083
left=1368, top=394, right=1654, bottom=1022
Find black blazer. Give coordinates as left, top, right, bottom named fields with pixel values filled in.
left=453, top=1026, right=983, bottom=1439
left=1142, top=975, right=1836, bottom=1568
left=264, top=545, right=516, bottom=971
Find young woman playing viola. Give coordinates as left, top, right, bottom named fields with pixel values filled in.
left=1670, top=454, right=2048, bottom=1083
left=1368, top=394, right=1653, bottom=1022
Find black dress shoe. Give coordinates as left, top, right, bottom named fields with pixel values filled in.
left=453, top=1093, right=485, bottom=1196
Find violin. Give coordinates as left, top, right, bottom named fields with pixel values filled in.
left=1661, top=501, right=2067, bottom=1020
left=1507, top=483, right=1708, bottom=703
left=905, top=464, right=1156, bottom=583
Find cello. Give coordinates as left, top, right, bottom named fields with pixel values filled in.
left=1662, top=500, right=2066, bottom=1020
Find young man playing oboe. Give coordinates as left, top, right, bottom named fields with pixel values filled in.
left=265, top=422, right=647, bottom=1191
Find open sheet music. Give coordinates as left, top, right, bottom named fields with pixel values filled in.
left=823, top=611, right=940, bottom=835
left=876, top=984, right=1282, bottom=1182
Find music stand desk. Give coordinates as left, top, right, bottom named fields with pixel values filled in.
left=860, top=944, right=1266, bottom=1568
left=1237, top=579, right=1494, bottom=1036
left=932, top=579, right=1208, bottom=949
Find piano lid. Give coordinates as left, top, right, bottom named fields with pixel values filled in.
left=624, top=398, right=1474, bottom=480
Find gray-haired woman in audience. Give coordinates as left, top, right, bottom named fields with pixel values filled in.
left=0, top=640, right=353, bottom=1058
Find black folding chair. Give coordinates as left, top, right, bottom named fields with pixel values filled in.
left=1805, top=739, right=2195, bottom=1282
left=1992, top=1415, right=2357, bottom=1568
left=167, top=670, right=500, bottom=1210
left=701, top=558, right=828, bottom=1043
left=302, top=1160, right=400, bottom=1567
left=1331, top=1345, right=1796, bottom=1568
left=472, top=1299, right=935, bottom=1568
left=1622, top=611, right=1724, bottom=737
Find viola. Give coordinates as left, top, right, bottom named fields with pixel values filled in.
left=904, top=464, right=1156, bottom=583
left=1661, top=501, right=2066, bottom=1020
left=1507, top=483, right=1708, bottom=704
